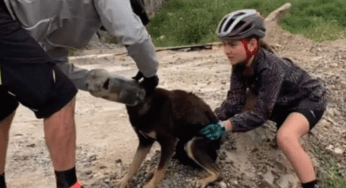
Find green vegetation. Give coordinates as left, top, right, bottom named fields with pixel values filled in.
left=147, top=0, right=346, bottom=46
left=313, top=147, right=346, bottom=188
left=68, top=48, right=81, bottom=56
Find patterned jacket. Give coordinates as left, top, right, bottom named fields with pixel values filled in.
left=215, top=48, right=327, bottom=132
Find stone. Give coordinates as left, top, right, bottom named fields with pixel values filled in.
left=327, top=108, right=335, bottom=117
left=334, top=148, right=344, bottom=155
left=219, top=181, right=227, bottom=188
left=326, top=145, right=334, bottom=151
left=85, top=170, right=93, bottom=175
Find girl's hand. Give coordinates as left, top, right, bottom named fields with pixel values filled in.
left=199, top=121, right=226, bottom=140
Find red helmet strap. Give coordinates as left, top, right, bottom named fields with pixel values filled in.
left=240, top=38, right=259, bottom=64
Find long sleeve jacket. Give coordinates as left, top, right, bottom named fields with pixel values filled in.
left=4, top=0, right=158, bottom=90
left=215, top=48, right=327, bottom=132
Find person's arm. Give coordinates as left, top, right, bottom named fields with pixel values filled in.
left=228, top=65, right=284, bottom=132
left=215, top=68, right=247, bottom=120
left=199, top=69, right=246, bottom=140
left=55, top=62, right=90, bottom=91
left=200, top=64, right=284, bottom=140
left=94, top=0, right=158, bottom=78
left=44, top=47, right=90, bottom=91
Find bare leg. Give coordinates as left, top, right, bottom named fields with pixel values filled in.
left=277, top=112, right=316, bottom=183
left=44, top=97, right=76, bottom=171
left=0, top=111, right=16, bottom=175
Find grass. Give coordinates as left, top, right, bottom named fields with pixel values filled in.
left=68, top=48, right=81, bottom=56
left=312, top=147, right=346, bottom=188
left=147, top=0, right=346, bottom=47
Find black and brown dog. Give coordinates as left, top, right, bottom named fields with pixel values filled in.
left=87, top=70, right=222, bottom=188
left=120, top=88, right=222, bottom=188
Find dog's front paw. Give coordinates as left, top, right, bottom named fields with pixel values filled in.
left=116, top=177, right=131, bottom=188
left=143, top=182, right=156, bottom=188
left=196, top=180, right=208, bottom=188
left=196, top=177, right=216, bottom=188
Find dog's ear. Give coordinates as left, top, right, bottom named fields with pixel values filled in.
left=103, top=78, right=110, bottom=89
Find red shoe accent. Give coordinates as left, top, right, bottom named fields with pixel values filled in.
left=69, top=180, right=83, bottom=188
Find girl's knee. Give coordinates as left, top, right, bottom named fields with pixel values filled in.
left=276, top=132, right=299, bottom=149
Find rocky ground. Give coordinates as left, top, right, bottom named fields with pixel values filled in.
left=4, top=18, right=346, bottom=188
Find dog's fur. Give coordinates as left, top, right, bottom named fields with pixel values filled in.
left=117, top=88, right=221, bottom=188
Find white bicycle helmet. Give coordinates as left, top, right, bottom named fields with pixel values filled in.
left=216, top=9, right=266, bottom=40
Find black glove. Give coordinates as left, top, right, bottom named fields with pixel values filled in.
left=132, top=71, right=159, bottom=95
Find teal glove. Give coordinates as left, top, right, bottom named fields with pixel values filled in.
left=199, top=121, right=226, bottom=140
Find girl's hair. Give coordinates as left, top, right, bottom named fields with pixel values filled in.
left=259, top=39, right=275, bottom=54
left=244, top=35, right=275, bottom=54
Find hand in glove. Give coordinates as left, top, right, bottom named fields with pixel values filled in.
left=132, top=71, right=159, bottom=95
left=199, top=121, right=226, bottom=140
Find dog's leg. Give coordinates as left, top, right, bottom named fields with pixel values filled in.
left=186, top=137, right=221, bottom=188
left=174, top=140, right=200, bottom=167
left=117, top=135, right=154, bottom=188
left=143, top=137, right=177, bottom=188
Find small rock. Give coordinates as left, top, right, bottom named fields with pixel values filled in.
left=326, top=145, right=334, bottom=151
left=83, top=163, right=92, bottom=168
left=100, top=165, right=107, bottom=169
left=218, top=181, right=227, bottom=188
left=327, top=108, right=335, bottom=117
left=104, top=178, right=110, bottom=183
left=251, top=148, right=259, bottom=153
left=319, top=119, right=329, bottom=127
left=330, top=63, right=338, bottom=67
left=333, top=108, right=341, bottom=116
left=218, top=151, right=227, bottom=161
left=92, top=172, right=102, bottom=179
left=88, top=155, right=97, bottom=162
left=326, top=117, right=336, bottom=125
left=26, top=144, right=36, bottom=148
left=115, top=159, right=122, bottom=164
left=334, top=148, right=344, bottom=155
left=85, top=170, right=93, bottom=175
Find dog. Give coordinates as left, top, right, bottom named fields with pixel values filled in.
left=119, top=88, right=222, bottom=188
left=87, top=70, right=222, bottom=188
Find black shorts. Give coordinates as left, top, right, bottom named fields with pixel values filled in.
left=271, top=97, right=327, bottom=131
left=0, top=2, right=77, bottom=120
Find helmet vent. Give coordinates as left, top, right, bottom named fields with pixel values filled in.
left=234, top=20, right=252, bottom=33
left=218, top=18, right=227, bottom=33
left=234, top=12, right=245, bottom=17
left=223, top=19, right=235, bottom=32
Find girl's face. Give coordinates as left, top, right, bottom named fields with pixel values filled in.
left=223, top=38, right=258, bottom=65
left=223, top=40, right=247, bottom=65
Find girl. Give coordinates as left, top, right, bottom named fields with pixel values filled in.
left=200, top=9, right=327, bottom=188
